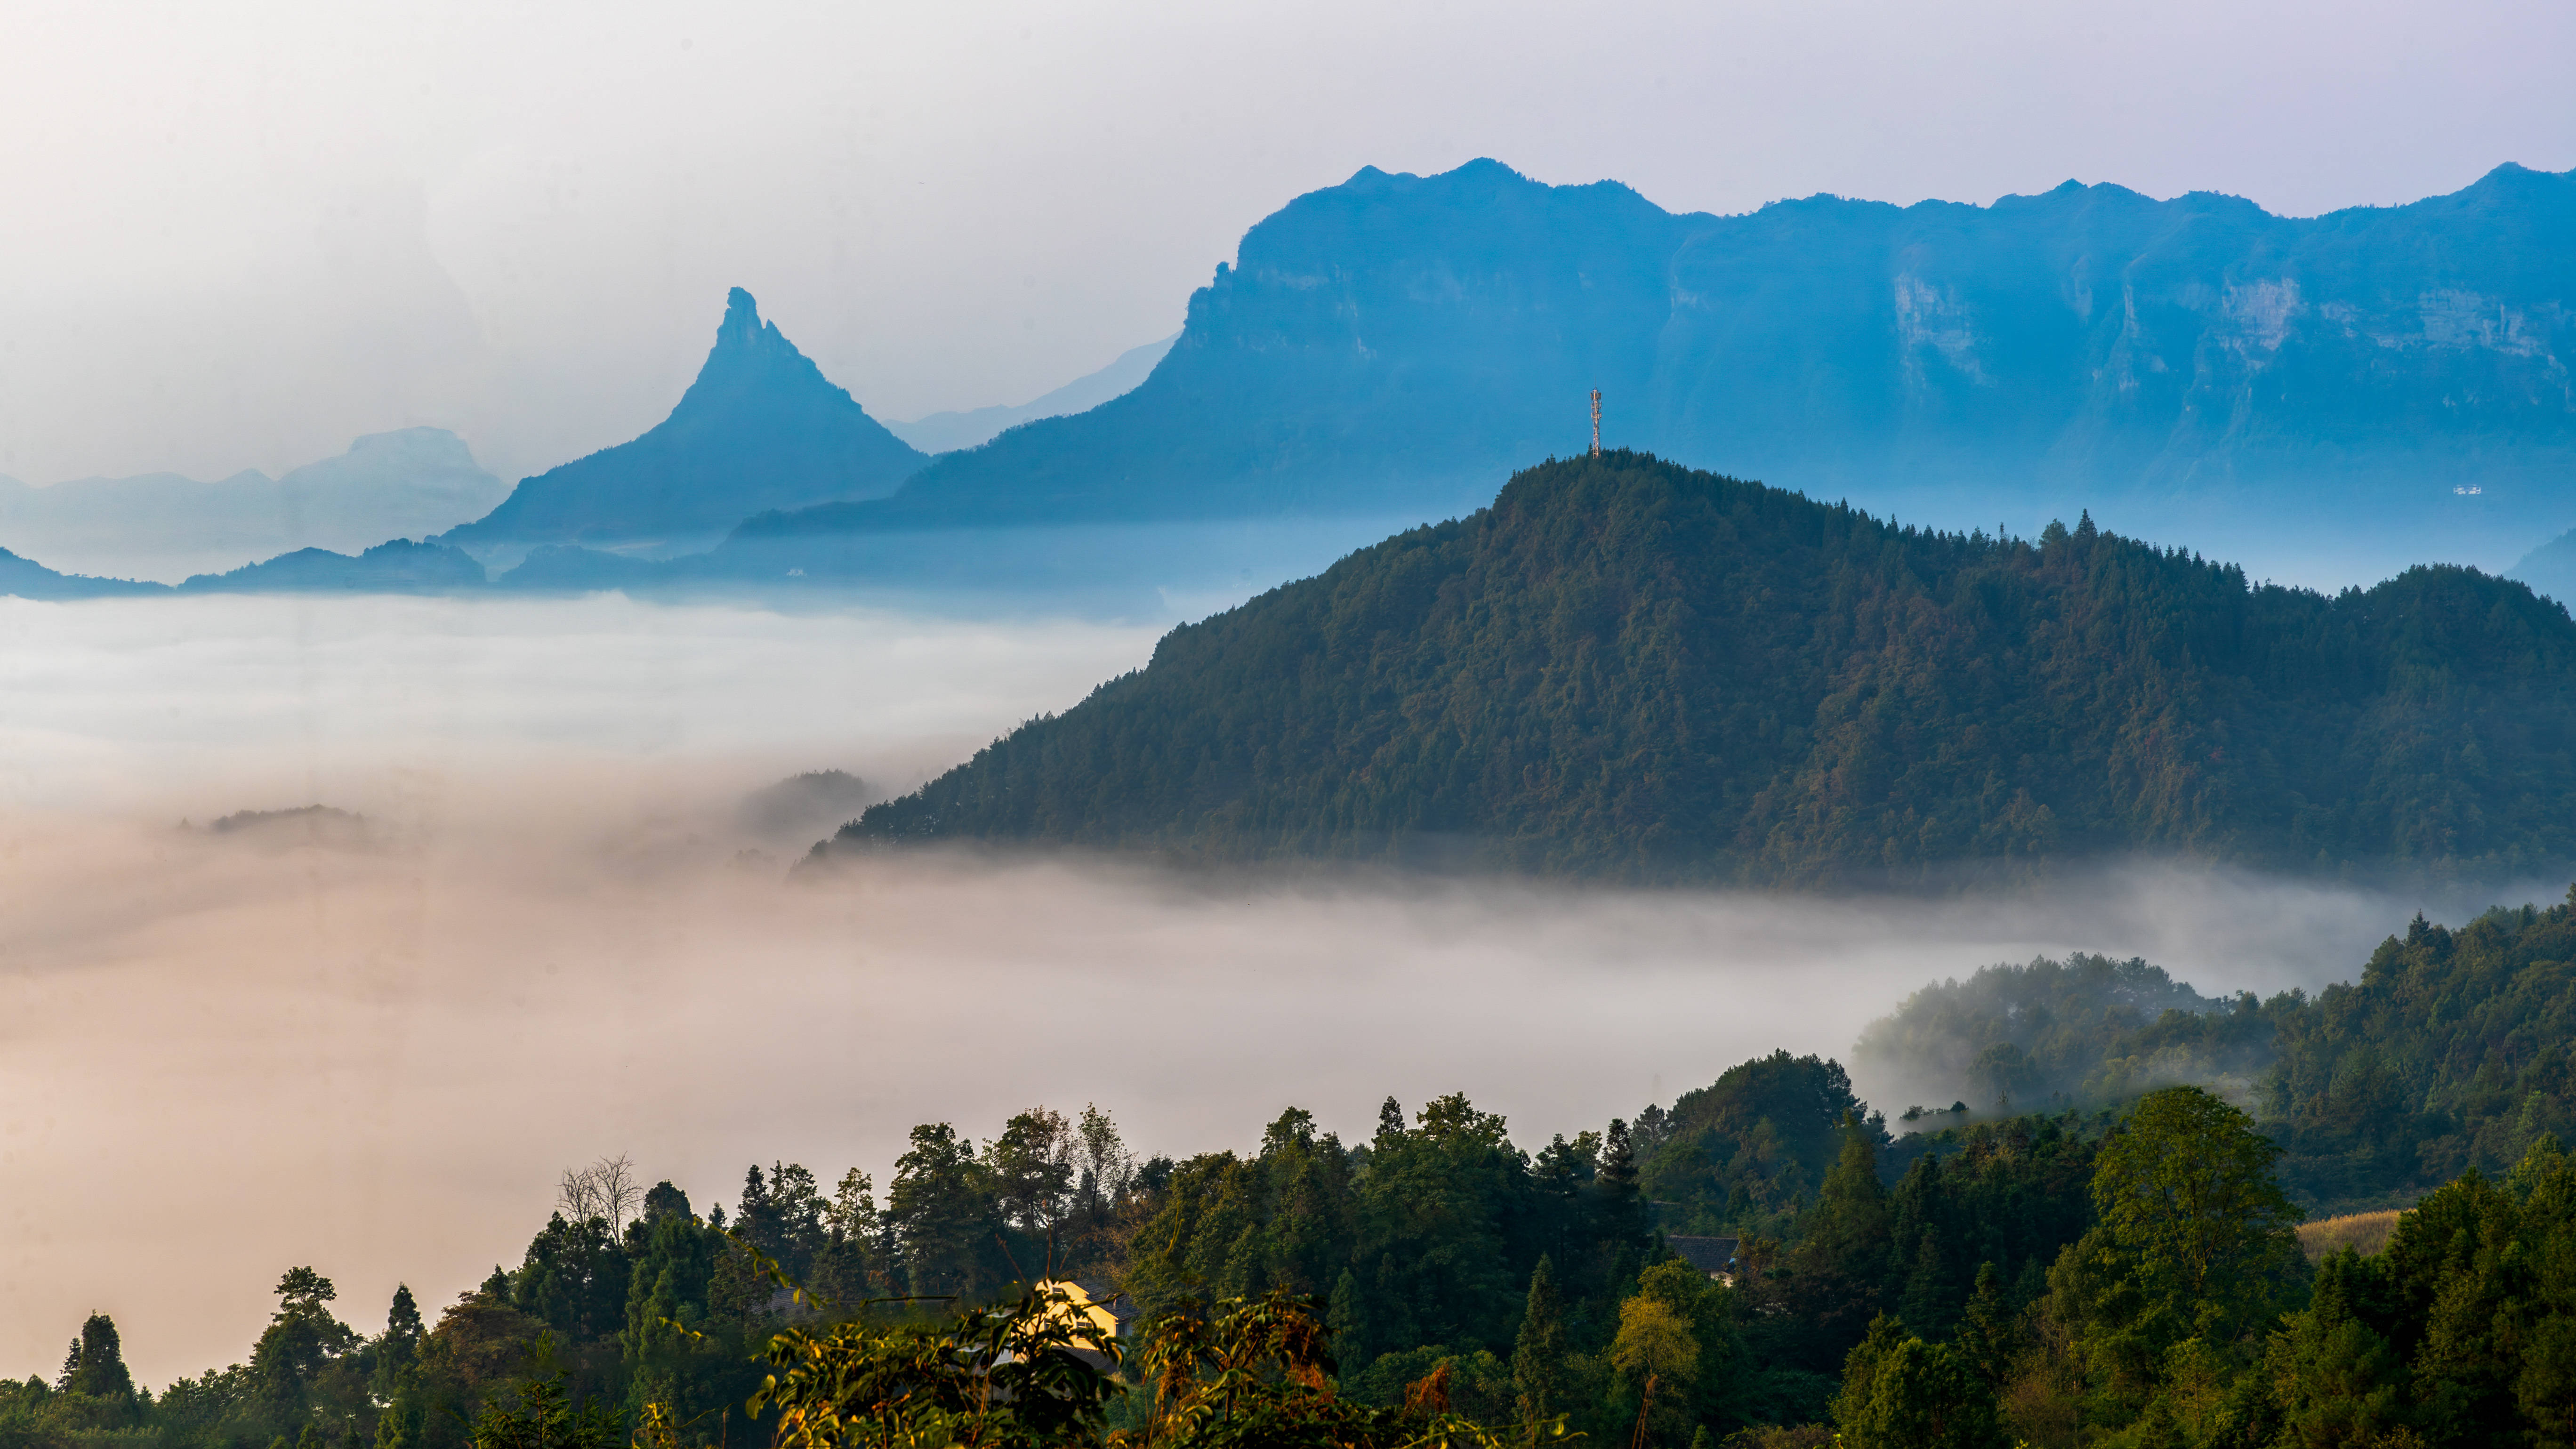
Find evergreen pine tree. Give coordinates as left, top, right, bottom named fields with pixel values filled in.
left=1328, top=1269, right=1370, bottom=1370
left=386, top=1284, right=424, bottom=1347
left=1601, top=1119, right=1639, bottom=1193
left=66, top=1313, right=133, bottom=1399
left=1898, top=1229, right=1953, bottom=1341
left=1806, top=1118, right=1892, bottom=1281
left=1513, top=1256, right=1567, bottom=1433
left=373, top=1285, right=424, bottom=1401
left=1596, top=1119, right=1648, bottom=1257
left=1951, top=1263, right=2021, bottom=1390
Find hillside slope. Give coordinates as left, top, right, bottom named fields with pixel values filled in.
left=0, top=547, right=166, bottom=600
left=446, top=289, right=925, bottom=555
left=178, top=539, right=489, bottom=594
left=836, top=453, right=2576, bottom=883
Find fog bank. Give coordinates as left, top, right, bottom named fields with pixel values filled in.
left=0, top=593, right=2552, bottom=1385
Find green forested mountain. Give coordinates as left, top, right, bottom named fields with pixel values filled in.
left=840, top=452, right=2576, bottom=883
left=1857, top=889, right=2576, bottom=1214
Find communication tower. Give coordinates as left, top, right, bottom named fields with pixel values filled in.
left=1590, top=389, right=1602, bottom=457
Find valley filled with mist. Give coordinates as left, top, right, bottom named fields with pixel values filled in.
left=0, top=588, right=2550, bottom=1389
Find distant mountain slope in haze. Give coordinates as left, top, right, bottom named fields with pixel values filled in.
left=0, top=547, right=166, bottom=599
left=2509, top=527, right=2576, bottom=602
left=837, top=453, right=2576, bottom=884
left=445, top=289, right=926, bottom=555
left=0, top=428, right=505, bottom=583
left=884, top=334, right=1179, bottom=454
left=754, top=159, right=2576, bottom=567
left=178, top=538, right=488, bottom=594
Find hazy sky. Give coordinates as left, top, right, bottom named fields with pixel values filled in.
left=1, top=0, right=2568, bottom=485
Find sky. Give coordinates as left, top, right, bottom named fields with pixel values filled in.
left=1, top=0, right=2570, bottom=486
left=2, top=591, right=2547, bottom=1384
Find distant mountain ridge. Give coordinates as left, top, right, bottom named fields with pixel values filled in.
left=443, top=288, right=926, bottom=557
left=747, top=159, right=2576, bottom=578
left=883, top=334, right=1179, bottom=455
left=178, top=539, right=488, bottom=594
left=835, top=452, right=2576, bottom=884
left=13, top=161, right=2571, bottom=603
left=0, top=428, right=504, bottom=583
left=0, top=548, right=165, bottom=599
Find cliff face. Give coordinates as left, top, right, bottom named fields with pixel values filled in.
left=449, top=289, right=926, bottom=554
left=758, top=160, right=2576, bottom=555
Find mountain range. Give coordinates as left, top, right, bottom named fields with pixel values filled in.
left=1, top=159, right=2570, bottom=603
left=0, top=428, right=505, bottom=584
left=831, top=451, right=2576, bottom=885
left=732, top=158, right=2576, bottom=589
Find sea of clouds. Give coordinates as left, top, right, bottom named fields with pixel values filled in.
left=0, top=591, right=2552, bottom=1384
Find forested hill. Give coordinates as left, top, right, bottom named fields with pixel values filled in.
left=838, top=452, right=2576, bottom=883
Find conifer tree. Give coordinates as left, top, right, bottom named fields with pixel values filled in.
left=1898, top=1229, right=1951, bottom=1340
left=373, top=1284, right=424, bottom=1400
left=62, top=1313, right=134, bottom=1399
left=1950, top=1264, right=2020, bottom=1391
left=1328, top=1269, right=1370, bottom=1369
left=1512, top=1256, right=1566, bottom=1432
left=1807, top=1120, right=1892, bottom=1273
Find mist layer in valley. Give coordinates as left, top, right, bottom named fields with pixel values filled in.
left=0, top=592, right=2553, bottom=1385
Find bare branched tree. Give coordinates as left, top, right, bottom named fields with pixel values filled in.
left=556, top=1153, right=644, bottom=1232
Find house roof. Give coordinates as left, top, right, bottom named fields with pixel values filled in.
left=1666, top=1235, right=1741, bottom=1276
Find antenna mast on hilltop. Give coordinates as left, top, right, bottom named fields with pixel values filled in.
left=1589, top=389, right=1602, bottom=457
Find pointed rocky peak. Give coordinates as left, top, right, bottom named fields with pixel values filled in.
left=673, top=286, right=846, bottom=415
left=717, top=286, right=769, bottom=350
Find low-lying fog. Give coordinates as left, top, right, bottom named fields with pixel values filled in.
left=0, top=592, right=2554, bottom=1385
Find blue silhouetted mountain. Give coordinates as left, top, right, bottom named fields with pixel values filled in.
left=0, top=547, right=167, bottom=599
left=179, top=538, right=489, bottom=593
left=444, top=289, right=926, bottom=555
left=739, top=159, right=2576, bottom=581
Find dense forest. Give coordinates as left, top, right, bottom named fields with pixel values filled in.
left=30, top=888, right=2576, bottom=1447
left=1861, top=886, right=2576, bottom=1212
left=836, top=452, right=2576, bottom=885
